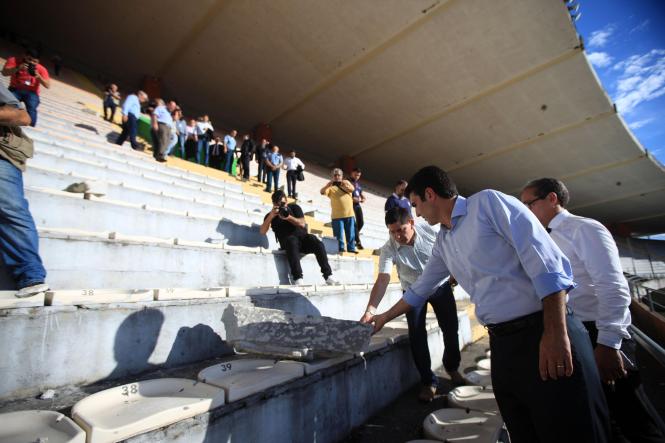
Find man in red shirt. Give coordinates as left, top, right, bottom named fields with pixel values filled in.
left=1, top=48, right=51, bottom=127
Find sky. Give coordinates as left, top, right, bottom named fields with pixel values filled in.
left=573, top=0, right=665, bottom=164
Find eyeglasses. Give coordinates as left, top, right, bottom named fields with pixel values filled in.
left=522, top=196, right=545, bottom=208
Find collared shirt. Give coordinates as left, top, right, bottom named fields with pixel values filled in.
left=121, top=94, right=141, bottom=118
left=283, top=157, right=304, bottom=171
left=403, top=190, right=574, bottom=325
left=324, top=182, right=354, bottom=219
left=548, top=210, right=631, bottom=349
left=196, top=121, right=214, bottom=136
left=385, top=193, right=412, bottom=212
left=379, top=220, right=445, bottom=291
left=224, top=134, right=237, bottom=151
left=268, top=151, right=283, bottom=167
left=0, top=83, right=22, bottom=109
left=153, top=105, right=173, bottom=125
left=176, top=118, right=187, bottom=135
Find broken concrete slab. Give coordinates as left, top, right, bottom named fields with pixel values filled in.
left=222, top=305, right=372, bottom=359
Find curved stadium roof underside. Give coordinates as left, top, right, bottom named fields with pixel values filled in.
left=8, top=0, right=665, bottom=235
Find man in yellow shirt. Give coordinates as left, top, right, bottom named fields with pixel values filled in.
left=320, top=168, right=357, bottom=253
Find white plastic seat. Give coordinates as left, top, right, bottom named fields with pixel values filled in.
left=476, top=358, right=491, bottom=370
left=0, top=410, right=85, bottom=443
left=72, top=378, right=224, bottom=443
left=299, top=354, right=354, bottom=375
left=448, top=385, right=499, bottom=413
left=466, top=369, right=492, bottom=387
left=423, top=408, right=503, bottom=442
left=198, top=359, right=305, bottom=402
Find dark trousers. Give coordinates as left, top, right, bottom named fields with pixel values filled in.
left=151, top=123, right=171, bottom=160
left=241, top=155, right=251, bottom=180
left=257, top=160, right=267, bottom=183
left=583, top=321, right=664, bottom=443
left=10, top=89, right=39, bottom=127
left=490, top=311, right=610, bottom=443
left=282, top=234, right=332, bottom=281
left=116, top=114, right=140, bottom=150
left=103, top=101, right=117, bottom=121
left=353, top=203, right=364, bottom=246
left=209, top=147, right=223, bottom=170
left=405, top=281, right=461, bottom=386
left=286, top=170, right=298, bottom=197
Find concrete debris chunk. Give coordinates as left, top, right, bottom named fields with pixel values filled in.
left=222, top=305, right=372, bottom=359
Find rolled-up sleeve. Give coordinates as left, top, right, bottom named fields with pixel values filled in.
left=402, top=234, right=450, bottom=307
left=485, top=191, right=575, bottom=299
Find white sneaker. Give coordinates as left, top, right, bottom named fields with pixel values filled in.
left=15, top=283, right=50, bottom=298
left=293, top=278, right=304, bottom=285
left=325, top=276, right=339, bottom=286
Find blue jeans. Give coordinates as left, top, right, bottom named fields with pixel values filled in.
left=0, top=159, right=46, bottom=288
left=10, top=89, right=40, bottom=127
left=165, top=131, right=178, bottom=156
left=197, top=139, right=209, bottom=165
left=265, top=169, right=280, bottom=192
left=178, top=134, right=187, bottom=158
left=331, top=217, right=356, bottom=252
left=405, top=281, right=461, bottom=387
left=224, top=150, right=235, bottom=174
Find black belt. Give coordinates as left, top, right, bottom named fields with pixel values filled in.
left=486, top=310, right=543, bottom=337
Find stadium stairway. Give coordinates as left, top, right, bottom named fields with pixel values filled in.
left=0, top=61, right=477, bottom=442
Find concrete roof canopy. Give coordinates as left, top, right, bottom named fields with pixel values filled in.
left=7, top=0, right=664, bottom=235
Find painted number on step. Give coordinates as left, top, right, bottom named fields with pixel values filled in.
left=165, top=288, right=175, bottom=294
left=220, top=363, right=232, bottom=372
left=121, top=384, right=138, bottom=397
left=81, top=289, right=94, bottom=296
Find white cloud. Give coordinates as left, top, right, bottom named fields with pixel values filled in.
left=612, top=49, right=665, bottom=114
left=629, top=19, right=650, bottom=35
left=587, top=52, right=613, bottom=68
left=588, top=24, right=616, bottom=48
left=628, top=118, right=654, bottom=130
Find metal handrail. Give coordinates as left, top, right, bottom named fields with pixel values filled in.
left=629, top=324, right=665, bottom=368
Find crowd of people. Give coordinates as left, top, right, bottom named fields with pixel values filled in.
left=2, top=46, right=663, bottom=443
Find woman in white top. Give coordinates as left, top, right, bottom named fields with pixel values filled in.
left=283, top=150, right=305, bottom=199
left=184, top=119, right=198, bottom=161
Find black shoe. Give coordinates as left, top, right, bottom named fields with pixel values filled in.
left=356, top=242, right=364, bottom=250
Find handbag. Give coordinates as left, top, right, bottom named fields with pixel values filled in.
left=296, top=165, right=305, bottom=181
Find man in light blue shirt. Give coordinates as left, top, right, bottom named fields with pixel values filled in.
left=361, top=207, right=464, bottom=402
left=372, top=166, right=609, bottom=443
left=223, top=129, right=237, bottom=174
left=115, top=90, right=147, bottom=151
left=264, top=144, right=283, bottom=193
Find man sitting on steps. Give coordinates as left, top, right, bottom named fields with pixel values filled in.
left=260, top=190, right=338, bottom=286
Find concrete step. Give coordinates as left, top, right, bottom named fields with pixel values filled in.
left=0, top=284, right=407, bottom=401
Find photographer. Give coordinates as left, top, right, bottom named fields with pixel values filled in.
left=260, top=190, right=338, bottom=286
left=2, top=48, right=51, bottom=127
left=320, top=168, right=357, bottom=253
left=0, top=82, right=49, bottom=298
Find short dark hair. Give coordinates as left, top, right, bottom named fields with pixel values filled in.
left=25, top=47, right=40, bottom=58
left=395, top=179, right=407, bottom=187
left=405, top=166, right=457, bottom=200
left=523, top=178, right=570, bottom=207
left=352, top=167, right=362, bottom=173
left=271, top=190, right=286, bottom=204
left=385, top=207, right=413, bottom=226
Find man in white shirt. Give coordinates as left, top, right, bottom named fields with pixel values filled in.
left=361, top=207, right=464, bottom=402
left=283, top=150, right=305, bottom=199
left=195, top=115, right=214, bottom=165
left=521, top=177, right=663, bottom=442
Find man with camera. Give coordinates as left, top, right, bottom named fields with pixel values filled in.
left=2, top=48, right=50, bottom=127
left=320, top=168, right=357, bottom=253
left=260, top=190, right=338, bottom=286
left=0, top=82, right=49, bottom=298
